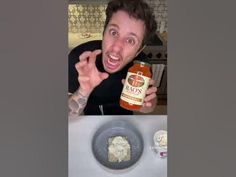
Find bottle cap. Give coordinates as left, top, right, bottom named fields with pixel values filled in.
left=134, top=60, right=151, bottom=67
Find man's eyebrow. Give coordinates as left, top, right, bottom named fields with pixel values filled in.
left=129, top=32, right=139, bottom=38
left=107, top=23, right=119, bottom=28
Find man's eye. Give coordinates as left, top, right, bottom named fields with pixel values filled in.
left=126, top=38, right=135, bottom=45
left=109, top=29, right=118, bottom=36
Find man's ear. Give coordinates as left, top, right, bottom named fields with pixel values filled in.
left=135, top=45, right=147, bottom=57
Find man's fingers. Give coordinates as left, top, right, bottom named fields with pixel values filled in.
left=75, top=60, right=87, bottom=69
left=76, top=49, right=101, bottom=73
left=145, top=86, right=157, bottom=95
left=121, top=79, right=125, bottom=84
left=88, top=49, right=102, bottom=65
left=149, top=79, right=155, bottom=86
left=78, top=50, right=101, bottom=63
left=144, top=92, right=156, bottom=102
left=75, top=60, right=88, bottom=75
left=99, top=72, right=109, bottom=80
left=79, top=51, right=92, bottom=61
left=143, top=102, right=152, bottom=108
left=94, top=49, right=102, bottom=55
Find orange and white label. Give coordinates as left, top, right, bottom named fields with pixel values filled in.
left=120, top=72, right=150, bottom=105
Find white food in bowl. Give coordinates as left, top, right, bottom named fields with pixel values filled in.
left=108, top=136, right=131, bottom=163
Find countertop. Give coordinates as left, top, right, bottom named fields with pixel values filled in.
left=69, top=115, right=167, bottom=177
left=68, top=32, right=102, bottom=50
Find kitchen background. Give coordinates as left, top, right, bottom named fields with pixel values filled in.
left=68, top=0, right=167, bottom=115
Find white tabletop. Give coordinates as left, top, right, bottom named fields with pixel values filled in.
left=69, top=115, right=167, bottom=177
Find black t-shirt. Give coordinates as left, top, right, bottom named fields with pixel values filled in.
left=68, top=40, right=149, bottom=115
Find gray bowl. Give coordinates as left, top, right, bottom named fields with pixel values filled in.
left=92, top=119, right=144, bottom=170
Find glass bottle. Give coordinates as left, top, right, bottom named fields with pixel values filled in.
left=120, top=60, right=152, bottom=111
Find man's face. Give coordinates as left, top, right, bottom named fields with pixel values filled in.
left=102, top=10, right=145, bottom=73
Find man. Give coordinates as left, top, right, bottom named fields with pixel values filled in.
left=68, top=0, right=158, bottom=116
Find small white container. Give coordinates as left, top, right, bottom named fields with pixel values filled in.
left=153, top=130, right=167, bottom=158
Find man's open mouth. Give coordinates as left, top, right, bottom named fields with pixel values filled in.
left=104, top=53, right=122, bottom=71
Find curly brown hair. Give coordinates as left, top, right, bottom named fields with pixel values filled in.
left=104, top=0, right=157, bottom=47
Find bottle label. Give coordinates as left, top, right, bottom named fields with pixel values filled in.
left=121, top=72, right=150, bottom=105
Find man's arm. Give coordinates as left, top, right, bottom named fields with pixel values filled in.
left=68, top=49, right=109, bottom=118
left=68, top=89, right=88, bottom=117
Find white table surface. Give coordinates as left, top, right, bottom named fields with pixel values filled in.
left=69, top=115, right=167, bottom=177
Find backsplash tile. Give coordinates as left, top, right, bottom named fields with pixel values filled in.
left=68, top=0, right=168, bottom=34
left=68, top=4, right=107, bottom=33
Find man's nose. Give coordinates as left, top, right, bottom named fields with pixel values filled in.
left=111, top=38, right=123, bottom=52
